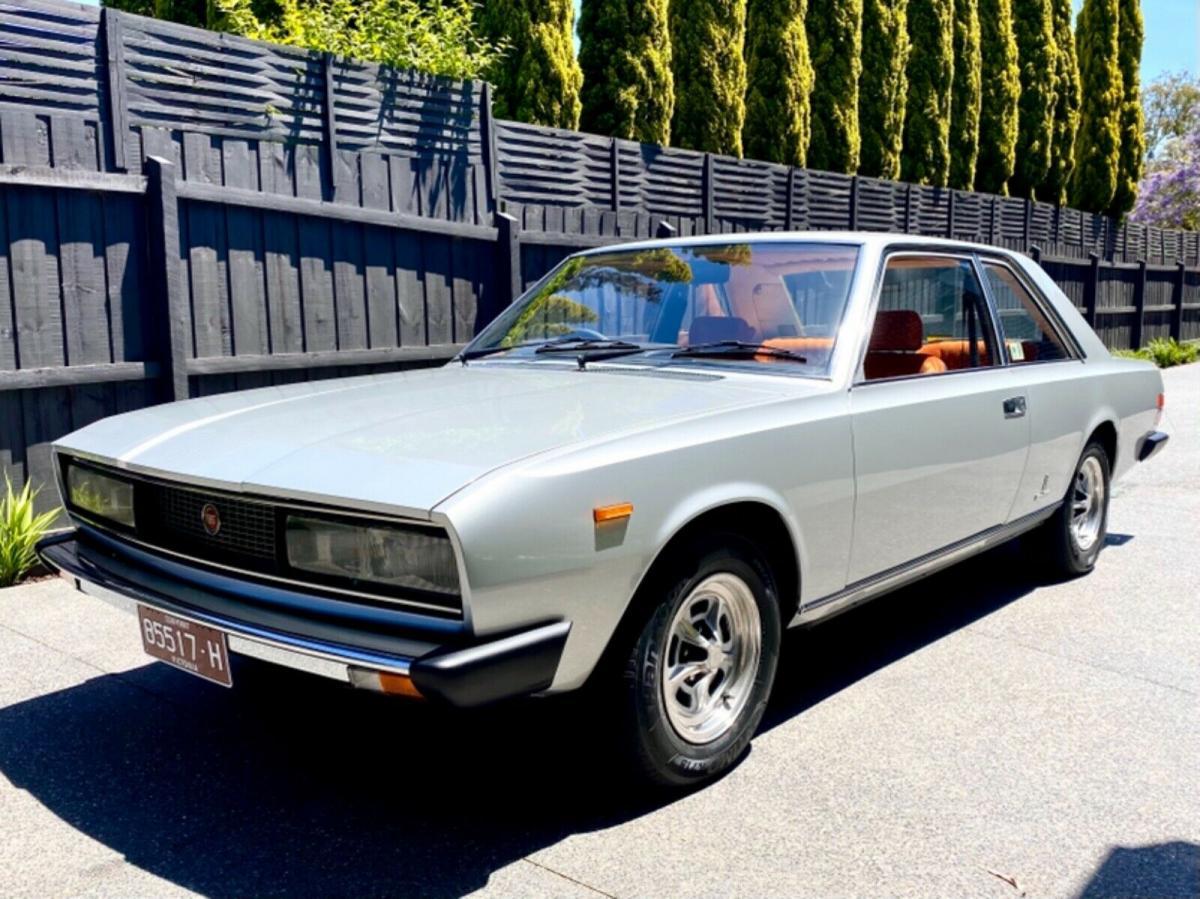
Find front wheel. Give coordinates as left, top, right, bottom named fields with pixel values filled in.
left=1035, top=441, right=1111, bottom=577
left=609, top=537, right=781, bottom=787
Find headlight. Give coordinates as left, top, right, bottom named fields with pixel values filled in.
left=67, top=464, right=135, bottom=528
left=285, top=515, right=460, bottom=597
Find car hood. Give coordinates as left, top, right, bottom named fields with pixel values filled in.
left=57, top=363, right=811, bottom=515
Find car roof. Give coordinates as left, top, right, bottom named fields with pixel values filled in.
left=573, top=230, right=1024, bottom=261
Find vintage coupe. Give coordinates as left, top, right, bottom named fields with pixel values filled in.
left=39, top=233, right=1168, bottom=785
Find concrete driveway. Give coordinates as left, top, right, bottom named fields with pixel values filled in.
left=1, top=364, right=1197, bottom=899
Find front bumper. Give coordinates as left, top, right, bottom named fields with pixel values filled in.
left=37, top=531, right=570, bottom=707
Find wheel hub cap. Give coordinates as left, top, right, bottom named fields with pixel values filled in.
left=661, top=572, right=762, bottom=745
left=1071, top=456, right=1105, bottom=553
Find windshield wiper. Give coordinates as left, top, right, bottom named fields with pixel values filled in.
left=533, top=338, right=642, bottom=354
left=671, top=340, right=808, bottom=363
left=458, top=337, right=646, bottom=365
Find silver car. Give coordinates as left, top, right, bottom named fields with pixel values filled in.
left=38, top=233, right=1169, bottom=786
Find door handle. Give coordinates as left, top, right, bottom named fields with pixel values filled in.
left=1003, top=396, right=1027, bottom=418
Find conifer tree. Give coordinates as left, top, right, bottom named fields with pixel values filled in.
left=949, top=0, right=981, bottom=190
left=579, top=0, right=674, bottom=143
left=859, top=0, right=909, bottom=179
left=1110, top=0, right=1145, bottom=215
left=975, top=0, right=1020, bottom=193
left=1010, top=0, right=1058, bottom=198
left=1070, top=0, right=1122, bottom=212
left=670, top=0, right=749, bottom=155
left=806, top=0, right=863, bottom=172
left=744, top=0, right=813, bottom=165
left=478, top=0, right=583, bottom=128
left=1041, top=0, right=1082, bottom=204
left=900, top=0, right=953, bottom=185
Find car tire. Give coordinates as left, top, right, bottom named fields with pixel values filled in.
left=1038, top=440, right=1111, bottom=577
left=608, top=535, right=781, bottom=788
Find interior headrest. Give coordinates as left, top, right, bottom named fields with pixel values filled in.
left=688, top=315, right=756, bottom=346
left=868, top=310, right=924, bottom=352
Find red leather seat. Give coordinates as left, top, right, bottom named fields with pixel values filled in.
left=864, top=310, right=948, bottom=380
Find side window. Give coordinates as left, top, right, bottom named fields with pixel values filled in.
left=863, top=256, right=997, bottom=381
left=982, top=263, right=1073, bottom=364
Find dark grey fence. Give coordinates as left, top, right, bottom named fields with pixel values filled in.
left=1, top=0, right=1198, bottom=508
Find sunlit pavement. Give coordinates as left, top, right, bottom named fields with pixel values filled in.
left=1, top=363, right=1196, bottom=899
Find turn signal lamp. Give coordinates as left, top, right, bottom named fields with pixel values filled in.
left=593, top=503, right=634, bottom=524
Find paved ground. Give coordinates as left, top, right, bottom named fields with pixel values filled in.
left=1, top=364, right=1197, bottom=899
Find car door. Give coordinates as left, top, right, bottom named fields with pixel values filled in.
left=846, top=252, right=1031, bottom=583
left=977, top=256, right=1092, bottom=520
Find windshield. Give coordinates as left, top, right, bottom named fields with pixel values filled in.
left=465, top=241, right=861, bottom=374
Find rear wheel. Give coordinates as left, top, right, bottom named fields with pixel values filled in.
left=608, top=536, right=781, bottom=787
left=1036, top=441, right=1111, bottom=577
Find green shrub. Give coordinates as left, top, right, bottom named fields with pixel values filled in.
left=948, top=0, right=981, bottom=190
left=216, top=0, right=506, bottom=81
left=859, top=0, right=909, bottom=179
left=744, top=0, right=813, bottom=166
left=1110, top=0, right=1146, bottom=216
left=1010, top=0, right=1057, bottom=199
left=975, top=0, right=1020, bottom=194
left=1071, top=0, right=1122, bottom=213
left=0, top=476, right=58, bottom=588
left=1114, top=337, right=1200, bottom=368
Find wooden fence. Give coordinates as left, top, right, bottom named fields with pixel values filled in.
left=1, top=0, right=1198, bottom=507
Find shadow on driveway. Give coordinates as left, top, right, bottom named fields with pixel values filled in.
left=0, top=539, right=1140, bottom=897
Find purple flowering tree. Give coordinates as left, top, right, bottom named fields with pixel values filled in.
left=1130, top=128, right=1200, bottom=230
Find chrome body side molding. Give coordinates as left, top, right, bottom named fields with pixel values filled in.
left=793, top=504, right=1061, bottom=626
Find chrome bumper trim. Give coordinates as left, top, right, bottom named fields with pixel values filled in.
left=58, top=568, right=411, bottom=682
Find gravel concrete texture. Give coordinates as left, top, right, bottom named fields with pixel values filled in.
left=0, top=362, right=1197, bottom=899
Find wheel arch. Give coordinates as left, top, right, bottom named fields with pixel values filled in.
left=628, top=491, right=804, bottom=638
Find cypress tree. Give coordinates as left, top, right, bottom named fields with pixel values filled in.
left=859, top=0, right=909, bottom=179
left=1110, top=0, right=1145, bottom=216
left=948, top=0, right=981, bottom=190
left=744, top=0, right=813, bottom=166
left=1042, top=0, right=1081, bottom=204
left=806, top=0, right=863, bottom=173
left=1010, top=0, right=1058, bottom=198
left=669, top=0, right=748, bottom=156
left=1070, top=0, right=1122, bottom=212
left=900, top=0, right=953, bottom=186
left=975, top=0, right=1019, bottom=193
left=579, top=0, right=674, bottom=143
left=478, top=0, right=582, bottom=129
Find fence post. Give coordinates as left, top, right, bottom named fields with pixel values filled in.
left=322, top=52, right=339, bottom=199
left=610, top=138, right=621, bottom=212
left=1030, top=245, right=1042, bottom=265
left=904, top=183, right=915, bottom=234
left=101, top=9, right=128, bottom=171
left=495, top=212, right=522, bottom=305
left=1084, top=252, right=1100, bottom=327
left=1171, top=261, right=1186, bottom=341
left=848, top=175, right=859, bottom=230
left=480, top=82, right=499, bottom=212
left=1131, top=259, right=1147, bottom=350
left=1023, top=197, right=1033, bottom=248
left=145, top=157, right=189, bottom=402
left=702, top=153, right=714, bottom=234
left=946, top=189, right=956, bottom=239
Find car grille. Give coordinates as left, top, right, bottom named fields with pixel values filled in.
left=143, top=481, right=277, bottom=564
left=59, top=456, right=462, bottom=617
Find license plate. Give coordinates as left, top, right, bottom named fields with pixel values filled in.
left=137, top=605, right=232, bottom=687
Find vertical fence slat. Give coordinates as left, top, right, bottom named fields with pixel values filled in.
left=101, top=8, right=128, bottom=172
left=145, top=157, right=189, bottom=402
left=1132, top=259, right=1147, bottom=350
left=1172, top=261, right=1186, bottom=341
left=1085, top=252, right=1100, bottom=327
